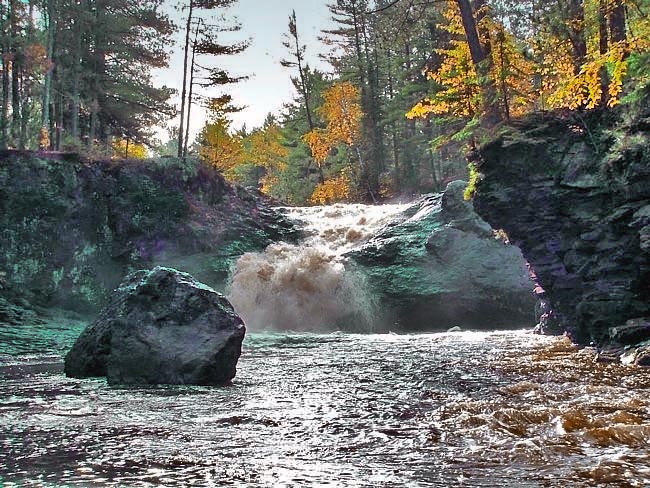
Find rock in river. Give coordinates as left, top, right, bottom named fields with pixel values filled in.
left=348, top=180, right=536, bottom=330
left=64, top=267, right=245, bottom=386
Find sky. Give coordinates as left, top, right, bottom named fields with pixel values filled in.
left=153, top=0, right=335, bottom=142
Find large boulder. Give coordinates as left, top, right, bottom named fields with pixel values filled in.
left=64, top=267, right=245, bottom=386
left=348, top=181, right=536, bottom=330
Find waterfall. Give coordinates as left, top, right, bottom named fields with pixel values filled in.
left=227, top=203, right=408, bottom=331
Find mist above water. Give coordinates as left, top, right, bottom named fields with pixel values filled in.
left=227, top=203, right=409, bottom=331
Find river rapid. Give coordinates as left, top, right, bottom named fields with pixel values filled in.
left=2, top=327, right=650, bottom=487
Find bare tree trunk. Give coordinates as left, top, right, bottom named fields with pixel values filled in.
left=10, top=0, right=20, bottom=148
left=598, top=0, right=609, bottom=106
left=56, top=92, right=63, bottom=150
left=455, top=0, right=501, bottom=125
left=567, top=0, right=587, bottom=73
left=177, top=0, right=193, bottom=158
left=609, top=0, right=626, bottom=44
left=20, top=71, right=28, bottom=148
left=293, top=16, right=314, bottom=131
left=456, top=0, right=487, bottom=68
left=41, top=0, right=55, bottom=148
left=183, top=19, right=200, bottom=158
left=386, top=50, right=400, bottom=192
left=71, top=17, right=82, bottom=140
left=1, top=53, right=9, bottom=150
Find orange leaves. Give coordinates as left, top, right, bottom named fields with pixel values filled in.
left=303, top=82, right=363, bottom=164
left=23, top=43, right=51, bottom=74
left=303, top=129, right=331, bottom=164
left=309, top=171, right=352, bottom=205
left=301, top=82, right=364, bottom=205
left=320, top=82, right=363, bottom=145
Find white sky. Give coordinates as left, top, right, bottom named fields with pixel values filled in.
left=153, top=0, right=334, bottom=142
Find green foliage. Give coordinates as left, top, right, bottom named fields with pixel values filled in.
left=0, top=0, right=175, bottom=151
left=464, top=162, right=481, bottom=201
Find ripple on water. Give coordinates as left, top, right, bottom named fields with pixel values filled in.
left=1, top=331, right=650, bottom=487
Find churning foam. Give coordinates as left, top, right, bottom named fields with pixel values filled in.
left=227, top=203, right=408, bottom=331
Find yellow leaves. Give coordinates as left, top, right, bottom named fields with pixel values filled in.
left=406, top=99, right=436, bottom=119
left=198, top=120, right=243, bottom=179
left=303, top=82, right=364, bottom=164
left=309, top=171, right=352, bottom=205
left=407, top=2, right=483, bottom=120
left=198, top=117, right=289, bottom=196
left=112, top=138, right=148, bottom=159
left=408, top=0, right=650, bottom=119
left=245, top=123, right=289, bottom=194
left=38, top=127, right=50, bottom=150
left=547, top=41, right=630, bottom=110
left=319, top=82, right=363, bottom=145
left=303, top=129, right=331, bottom=164
left=245, top=123, right=289, bottom=169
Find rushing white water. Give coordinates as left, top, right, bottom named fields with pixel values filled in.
left=227, top=203, right=409, bottom=331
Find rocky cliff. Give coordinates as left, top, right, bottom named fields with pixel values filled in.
left=0, top=152, right=297, bottom=317
left=474, top=105, right=650, bottom=348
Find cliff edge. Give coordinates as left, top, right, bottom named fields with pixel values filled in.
left=474, top=104, right=649, bottom=349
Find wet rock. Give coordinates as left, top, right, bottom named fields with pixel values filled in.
left=348, top=181, right=536, bottom=330
left=0, top=153, right=297, bottom=314
left=474, top=110, right=650, bottom=346
left=609, top=318, right=650, bottom=345
left=64, top=267, right=245, bottom=386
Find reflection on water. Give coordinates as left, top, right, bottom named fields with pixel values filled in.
left=1, top=331, right=650, bottom=487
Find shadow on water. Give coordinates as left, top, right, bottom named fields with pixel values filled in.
left=1, top=328, right=650, bottom=486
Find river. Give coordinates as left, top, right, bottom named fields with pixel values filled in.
left=2, top=327, right=650, bottom=486
left=1, top=203, right=650, bottom=486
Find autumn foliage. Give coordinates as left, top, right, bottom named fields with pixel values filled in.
left=302, top=82, right=363, bottom=204
left=310, top=171, right=353, bottom=205
left=409, top=0, right=650, bottom=123
left=303, top=82, right=363, bottom=162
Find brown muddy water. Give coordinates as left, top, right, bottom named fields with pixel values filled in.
left=1, top=329, right=650, bottom=487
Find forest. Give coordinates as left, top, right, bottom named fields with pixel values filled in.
left=1, top=0, right=649, bottom=204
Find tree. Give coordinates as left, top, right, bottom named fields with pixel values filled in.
left=198, top=118, right=242, bottom=177
left=281, top=10, right=315, bottom=131
left=242, top=116, right=289, bottom=194
left=322, top=0, right=385, bottom=198
left=176, top=0, right=247, bottom=157
left=303, top=81, right=365, bottom=202
left=454, top=0, right=501, bottom=125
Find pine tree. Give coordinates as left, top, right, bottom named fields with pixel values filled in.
left=176, top=0, right=247, bottom=157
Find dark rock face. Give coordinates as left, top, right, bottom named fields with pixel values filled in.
left=0, top=153, right=297, bottom=315
left=64, top=267, right=245, bottom=386
left=349, top=180, right=536, bottom=330
left=474, top=110, right=650, bottom=346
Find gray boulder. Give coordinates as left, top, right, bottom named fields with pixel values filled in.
left=349, top=181, right=536, bottom=330
left=64, top=267, right=245, bottom=386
